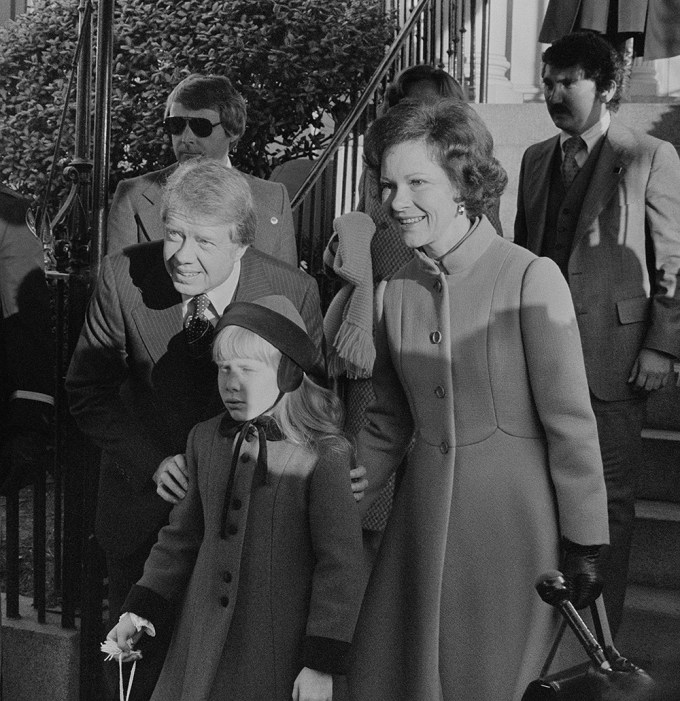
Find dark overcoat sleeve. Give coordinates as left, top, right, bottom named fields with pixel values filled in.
left=0, top=196, right=53, bottom=436
left=303, top=445, right=365, bottom=673
left=65, top=254, right=168, bottom=490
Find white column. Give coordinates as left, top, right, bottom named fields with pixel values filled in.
left=509, top=0, right=552, bottom=102
left=483, top=0, right=524, bottom=103
left=653, top=56, right=680, bottom=97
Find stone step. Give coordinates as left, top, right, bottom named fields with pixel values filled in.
left=640, top=429, right=680, bottom=503
left=1, top=594, right=79, bottom=701
left=617, top=584, right=680, bottom=678
left=628, top=500, right=680, bottom=589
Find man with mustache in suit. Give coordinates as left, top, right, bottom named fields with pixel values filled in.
left=515, top=31, right=680, bottom=638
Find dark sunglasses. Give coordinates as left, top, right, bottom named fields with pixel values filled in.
left=163, top=116, right=222, bottom=138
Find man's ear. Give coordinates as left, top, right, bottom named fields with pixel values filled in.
left=601, top=80, right=617, bottom=104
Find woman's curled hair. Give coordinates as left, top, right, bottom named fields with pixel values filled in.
left=364, top=98, right=507, bottom=219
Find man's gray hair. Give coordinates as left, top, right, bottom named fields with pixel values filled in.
left=161, top=160, right=256, bottom=246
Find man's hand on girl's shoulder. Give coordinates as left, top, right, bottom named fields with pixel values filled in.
left=350, top=463, right=368, bottom=501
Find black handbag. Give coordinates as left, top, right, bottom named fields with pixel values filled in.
left=522, top=596, right=655, bottom=701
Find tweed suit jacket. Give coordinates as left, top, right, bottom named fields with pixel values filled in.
left=514, top=120, right=680, bottom=401
left=106, top=164, right=298, bottom=266
left=65, top=242, right=323, bottom=555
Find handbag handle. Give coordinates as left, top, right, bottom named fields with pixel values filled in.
left=538, top=594, right=612, bottom=677
left=591, top=595, right=614, bottom=650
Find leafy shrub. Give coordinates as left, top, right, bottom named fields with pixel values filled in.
left=0, top=0, right=394, bottom=208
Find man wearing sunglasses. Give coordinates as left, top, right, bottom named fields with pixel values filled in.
left=106, top=74, right=297, bottom=266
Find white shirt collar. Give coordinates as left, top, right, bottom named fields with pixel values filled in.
left=559, top=111, right=610, bottom=166
left=181, top=259, right=242, bottom=322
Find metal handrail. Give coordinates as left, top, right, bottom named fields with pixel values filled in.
left=290, top=0, right=431, bottom=210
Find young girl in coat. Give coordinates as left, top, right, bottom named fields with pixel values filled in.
left=106, top=295, right=365, bottom=701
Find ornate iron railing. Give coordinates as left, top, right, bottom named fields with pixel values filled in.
left=288, top=0, right=489, bottom=309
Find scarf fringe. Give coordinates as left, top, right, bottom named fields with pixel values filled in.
left=327, top=322, right=376, bottom=379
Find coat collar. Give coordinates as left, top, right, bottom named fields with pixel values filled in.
left=524, top=118, right=638, bottom=250
left=523, top=136, right=560, bottom=254
left=232, top=247, right=278, bottom=302
left=139, top=164, right=177, bottom=207
left=139, top=162, right=252, bottom=206
left=414, top=217, right=497, bottom=276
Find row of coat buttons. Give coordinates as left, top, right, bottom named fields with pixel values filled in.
left=220, top=570, right=233, bottom=608
left=432, top=277, right=446, bottom=449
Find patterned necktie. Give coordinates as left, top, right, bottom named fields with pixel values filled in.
left=184, top=293, right=214, bottom=358
left=561, top=135, right=586, bottom=189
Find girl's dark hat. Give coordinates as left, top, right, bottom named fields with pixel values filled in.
left=214, top=295, right=319, bottom=391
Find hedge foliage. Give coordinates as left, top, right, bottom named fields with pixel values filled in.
left=0, top=0, right=394, bottom=207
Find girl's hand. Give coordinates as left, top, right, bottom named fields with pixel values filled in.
left=105, top=613, right=144, bottom=663
left=292, top=667, right=333, bottom=701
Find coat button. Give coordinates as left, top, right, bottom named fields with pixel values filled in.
left=223, top=571, right=232, bottom=584
left=439, top=440, right=449, bottom=454
left=430, top=331, right=442, bottom=344
left=433, top=279, right=443, bottom=293
left=434, top=385, right=446, bottom=398
left=220, top=595, right=229, bottom=608
left=270, top=216, right=279, bottom=225
left=228, top=524, right=238, bottom=536
left=232, top=498, right=242, bottom=510
left=240, top=454, right=250, bottom=463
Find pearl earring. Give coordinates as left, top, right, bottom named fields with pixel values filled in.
left=457, top=203, right=465, bottom=216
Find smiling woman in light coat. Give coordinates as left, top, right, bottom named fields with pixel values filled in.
left=347, top=99, right=610, bottom=701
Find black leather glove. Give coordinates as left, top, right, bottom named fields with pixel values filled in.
left=0, top=429, right=49, bottom=495
left=560, top=537, right=606, bottom=610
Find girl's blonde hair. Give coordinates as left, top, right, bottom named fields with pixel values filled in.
left=213, top=325, right=353, bottom=459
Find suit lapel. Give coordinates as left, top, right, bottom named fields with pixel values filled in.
left=526, top=137, right=559, bottom=252
left=233, top=248, right=277, bottom=302
left=131, top=261, right=183, bottom=363
left=137, top=165, right=177, bottom=242
left=575, top=122, right=635, bottom=247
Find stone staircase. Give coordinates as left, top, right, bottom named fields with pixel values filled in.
left=616, top=375, right=680, bottom=677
